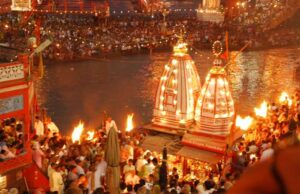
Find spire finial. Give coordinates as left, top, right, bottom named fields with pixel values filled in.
left=212, top=40, right=223, bottom=66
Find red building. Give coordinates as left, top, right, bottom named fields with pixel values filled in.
left=0, top=54, right=49, bottom=192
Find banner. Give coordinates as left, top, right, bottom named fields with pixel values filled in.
left=11, top=0, right=32, bottom=11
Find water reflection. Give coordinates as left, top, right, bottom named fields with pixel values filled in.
left=36, top=48, right=300, bottom=134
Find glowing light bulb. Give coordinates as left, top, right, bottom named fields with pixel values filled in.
left=165, top=65, right=170, bottom=70
left=218, top=78, right=224, bottom=86
left=173, top=100, right=177, bottom=105
left=189, top=89, right=193, bottom=94
left=208, top=103, right=214, bottom=109
left=159, top=104, right=163, bottom=110
left=161, top=111, right=166, bottom=115
left=179, top=119, right=186, bottom=124
left=176, top=110, right=180, bottom=115
left=160, top=96, right=164, bottom=100
left=161, top=85, right=165, bottom=91
left=172, top=59, right=178, bottom=65
left=174, top=90, right=178, bottom=94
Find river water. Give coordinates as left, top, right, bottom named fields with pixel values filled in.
left=36, top=47, right=300, bottom=135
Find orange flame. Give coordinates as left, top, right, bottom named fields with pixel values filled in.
left=236, top=115, right=253, bottom=131
left=254, top=101, right=268, bottom=118
left=72, top=121, right=84, bottom=143
left=279, top=92, right=292, bottom=106
left=125, top=113, right=134, bottom=132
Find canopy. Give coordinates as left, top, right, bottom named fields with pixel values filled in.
left=140, top=133, right=182, bottom=155
left=177, top=146, right=224, bottom=164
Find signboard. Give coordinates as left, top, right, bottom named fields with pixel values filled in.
left=11, top=0, right=32, bottom=11
left=0, top=64, right=25, bottom=83
left=0, top=95, right=24, bottom=114
left=33, top=39, right=52, bottom=54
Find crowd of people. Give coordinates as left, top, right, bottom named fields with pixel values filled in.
left=0, top=90, right=298, bottom=193
left=0, top=118, right=25, bottom=161
left=0, top=1, right=299, bottom=61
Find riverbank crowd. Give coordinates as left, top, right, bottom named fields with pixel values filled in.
left=1, top=89, right=299, bottom=194
left=0, top=1, right=300, bottom=61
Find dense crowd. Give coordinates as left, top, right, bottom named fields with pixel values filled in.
left=0, top=90, right=298, bottom=193
left=0, top=118, right=25, bottom=161
left=0, top=2, right=300, bottom=61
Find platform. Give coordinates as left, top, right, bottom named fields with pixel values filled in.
left=197, top=11, right=224, bottom=23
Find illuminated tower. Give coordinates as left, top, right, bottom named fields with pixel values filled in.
left=194, top=42, right=235, bottom=137
left=180, top=41, right=235, bottom=155
left=152, top=38, right=201, bottom=131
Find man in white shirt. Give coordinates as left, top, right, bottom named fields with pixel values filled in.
left=125, top=171, right=140, bottom=186
left=260, top=143, right=274, bottom=161
left=123, top=159, right=135, bottom=177
left=34, top=116, right=44, bottom=137
left=50, top=165, right=64, bottom=194
left=47, top=118, right=59, bottom=136
left=94, top=155, right=107, bottom=189
left=135, top=156, right=147, bottom=173
left=75, top=159, right=85, bottom=175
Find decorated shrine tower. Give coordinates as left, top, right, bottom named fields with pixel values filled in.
left=152, top=37, right=201, bottom=130
left=194, top=41, right=235, bottom=137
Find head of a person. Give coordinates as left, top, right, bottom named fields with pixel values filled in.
left=128, top=159, right=133, bottom=165
left=204, top=180, right=215, bottom=190
left=92, top=187, right=104, bottom=194
left=139, top=179, right=146, bottom=186
left=127, top=184, right=133, bottom=192
left=120, top=182, right=126, bottom=191
left=152, top=158, right=158, bottom=166
left=69, top=165, right=77, bottom=174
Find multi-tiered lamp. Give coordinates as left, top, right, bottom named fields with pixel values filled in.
left=194, top=41, right=235, bottom=137
left=152, top=36, right=201, bottom=132
left=181, top=41, right=235, bottom=154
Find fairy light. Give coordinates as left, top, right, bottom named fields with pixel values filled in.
left=218, top=78, right=225, bottom=86
left=159, top=104, right=163, bottom=110
left=172, top=59, right=178, bottom=66
left=179, top=119, right=186, bottom=124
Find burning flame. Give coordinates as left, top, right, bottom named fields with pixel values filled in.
left=125, top=114, right=134, bottom=132
left=86, top=131, right=95, bottom=141
left=236, top=115, right=253, bottom=131
left=279, top=92, right=292, bottom=106
left=72, top=121, right=84, bottom=143
left=254, top=101, right=268, bottom=118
